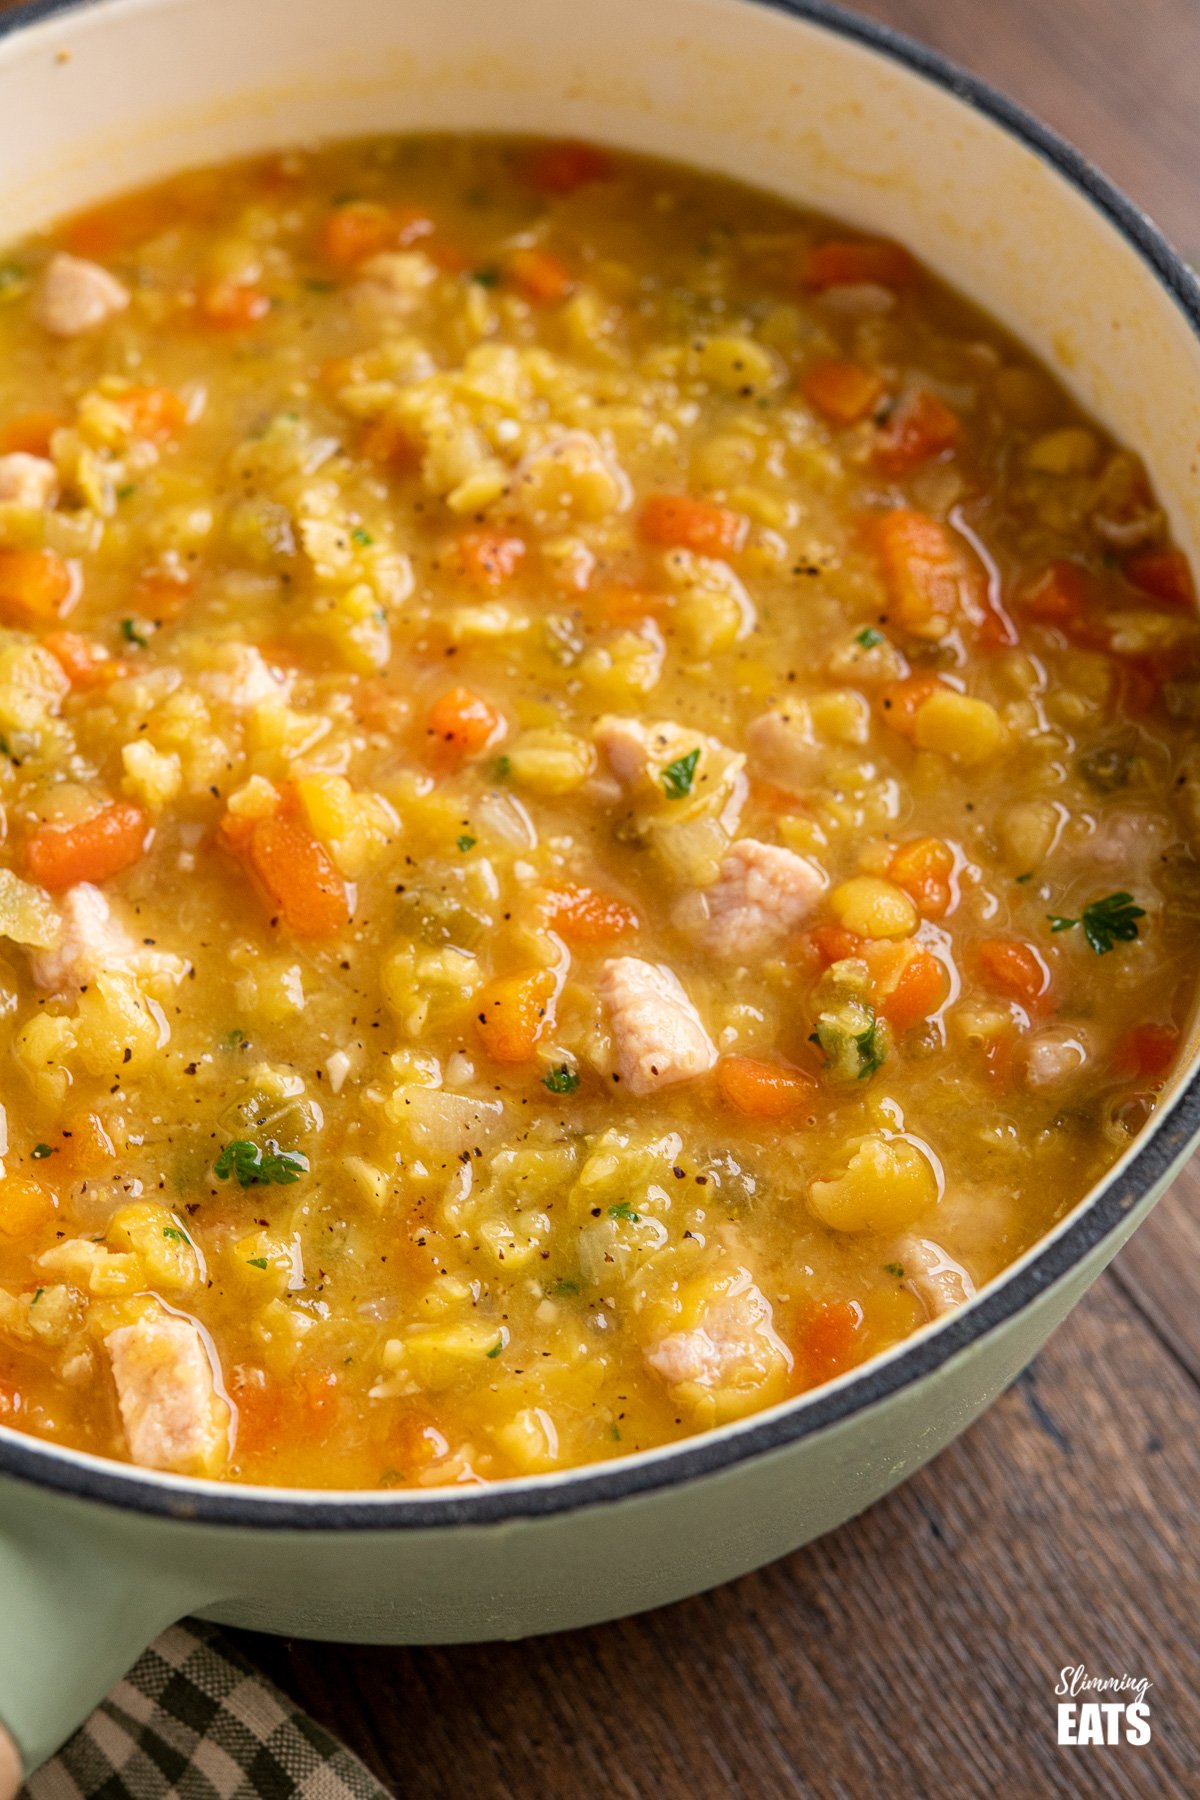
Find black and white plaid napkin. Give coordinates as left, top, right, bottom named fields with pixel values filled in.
left=20, top=1622, right=389, bottom=1800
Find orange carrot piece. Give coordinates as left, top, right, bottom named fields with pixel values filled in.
left=1117, top=1023, right=1179, bottom=1084
left=886, top=836, right=955, bottom=919
left=799, top=238, right=917, bottom=292
left=877, top=671, right=944, bottom=742
left=117, top=386, right=188, bottom=443
left=425, top=687, right=505, bottom=763
left=505, top=246, right=575, bottom=305
left=871, top=942, right=947, bottom=1032
left=245, top=816, right=349, bottom=937
left=716, top=1056, right=818, bottom=1121
left=1020, top=561, right=1093, bottom=632
left=319, top=201, right=406, bottom=267
left=360, top=416, right=421, bottom=470
left=874, top=390, right=960, bottom=476
left=591, top=584, right=668, bottom=629
left=0, top=548, right=77, bottom=625
left=797, top=1300, right=864, bottom=1384
left=0, top=1175, right=56, bottom=1238
left=60, top=191, right=175, bottom=259
left=197, top=278, right=271, bottom=329
left=0, top=411, right=68, bottom=457
left=474, top=969, right=556, bottom=1063
left=638, top=494, right=747, bottom=558
left=807, top=922, right=866, bottom=966
left=873, top=508, right=983, bottom=639
left=803, top=359, right=886, bottom=424
left=521, top=140, right=615, bottom=195
left=1124, top=547, right=1195, bottom=609
left=26, top=802, right=149, bottom=890
left=43, top=631, right=130, bottom=691
left=456, top=528, right=526, bottom=590
left=976, top=937, right=1051, bottom=1010
left=541, top=883, right=639, bottom=944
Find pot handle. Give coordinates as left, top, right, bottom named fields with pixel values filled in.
left=0, top=1513, right=202, bottom=1792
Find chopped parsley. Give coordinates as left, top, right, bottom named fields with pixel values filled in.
left=456, top=834, right=476, bottom=853
left=608, top=1200, right=641, bottom=1223
left=215, top=1138, right=309, bottom=1188
left=662, top=747, right=700, bottom=800
left=115, top=483, right=138, bottom=502
left=884, top=1262, right=906, bottom=1278
left=30, top=1287, right=43, bottom=1305
left=120, top=618, right=150, bottom=648
left=1015, top=872, right=1034, bottom=884
left=855, top=626, right=885, bottom=649
left=543, top=1065, right=580, bottom=1094
left=30, top=1143, right=53, bottom=1160
left=246, top=1256, right=270, bottom=1270
left=162, top=1226, right=185, bottom=1242
left=492, top=753, right=512, bottom=780
left=471, top=266, right=501, bottom=287
left=486, top=1337, right=504, bottom=1358
left=221, top=1028, right=249, bottom=1050
left=610, top=1424, right=622, bottom=1442
left=1047, top=891, right=1145, bottom=955
left=854, top=1017, right=886, bottom=1080
left=351, top=526, right=374, bottom=546
left=305, top=277, right=337, bottom=293
left=551, top=1278, right=580, bottom=1295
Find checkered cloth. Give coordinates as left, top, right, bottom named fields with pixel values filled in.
left=20, top=1622, right=389, bottom=1800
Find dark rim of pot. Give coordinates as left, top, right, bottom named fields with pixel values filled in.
left=0, top=0, right=1197, bottom=1530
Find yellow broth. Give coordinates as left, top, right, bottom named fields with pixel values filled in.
left=0, top=135, right=1195, bottom=1488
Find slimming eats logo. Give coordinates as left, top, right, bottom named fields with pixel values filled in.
left=1056, top=1665, right=1152, bottom=1746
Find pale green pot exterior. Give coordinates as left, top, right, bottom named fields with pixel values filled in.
left=1, top=0, right=1200, bottom=1783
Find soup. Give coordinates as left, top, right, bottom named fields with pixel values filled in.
left=0, top=135, right=1194, bottom=1487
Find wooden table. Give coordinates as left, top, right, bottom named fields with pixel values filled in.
left=236, top=4, right=1200, bottom=1793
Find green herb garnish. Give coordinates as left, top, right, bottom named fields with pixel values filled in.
left=305, top=278, right=337, bottom=293
left=215, top=1138, right=309, bottom=1188
left=116, top=483, right=137, bottom=502
left=120, top=618, right=150, bottom=648
left=884, top=1262, right=905, bottom=1278
left=246, top=1256, right=270, bottom=1270
left=1015, top=872, right=1034, bottom=884
left=30, top=1287, right=43, bottom=1305
left=608, top=1200, right=641, bottom=1223
left=221, top=1028, right=248, bottom=1050
left=493, top=753, right=511, bottom=780
left=855, top=626, right=885, bottom=649
left=163, top=1227, right=184, bottom=1242
left=351, top=526, right=374, bottom=546
left=662, top=748, right=700, bottom=800
left=30, top=1143, right=53, bottom=1160
left=1047, top=891, right=1145, bottom=955
left=471, top=266, right=501, bottom=288
left=854, top=1017, right=886, bottom=1080
left=543, top=1065, right=580, bottom=1094
left=486, top=1337, right=504, bottom=1358
left=456, top=835, right=476, bottom=853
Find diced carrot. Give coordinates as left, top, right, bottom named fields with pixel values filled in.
left=807, top=922, right=865, bottom=966
left=320, top=201, right=391, bottom=266
left=0, top=411, right=68, bottom=457
left=1117, top=1023, right=1179, bottom=1085
left=1020, top=561, right=1095, bottom=635
left=197, top=278, right=271, bottom=329
left=886, top=836, right=955, bottom=919
left=116, top=386, right=188, bottom=443
left=748, top=778, right=805, bottom=815
left=870, top=941, right=946, bottom=1033
left=638, top=494, right=747, bottom=558
left=456, top=528, right=526, bottom=590
left=0, top=548, right=77, bottom=624
left=541, top=883, right=639, bottom=944
left=425, top=687, right=505, bottom=764
left=520, top=140, right=615, bottom=195
left=799, top=238, right=917, bottom=292
left=716, top=1055, right=818, bottom=1121
left=54, top=1111, right=117, bottom=1179
left=26, top=801, right=149, bottom=890
left=877, top=671, right=944, bottom=742
left=226, top=1368, right=284, bottom=1456
left=796, top=1299, right=865, bottom=1385
left=60, top=190, right=175, bottom=259
left=1124, top=547, right=1195, bottom=609
left=43, top=631, right=130, bottom=691
left=802, top=359, right=885, bottom=424
left=873, top=508, right=984, bottom=640
left=0, top=1175, right=56, bottom=1238
left=474, top=969, right=556, bottom=1063
left=980, top=1033, right=1015, bottom=1091
left=873, top=390, right=960, bottom=476
left=360, top=416, right=421, bottom=470
left=505, top=246, right=574, bottom=305
left=976, top=937, right=1051, bottom=1010
left=244, top=816, right=349, bottom=937
left=134, top=564, right=193, bottom=620
left=591, top=584, right=668, bottom=629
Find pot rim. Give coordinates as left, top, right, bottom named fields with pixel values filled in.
left=0, top=0, right=1198, bottom=1531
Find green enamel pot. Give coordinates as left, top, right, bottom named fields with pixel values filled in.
left=3, top=0, right=1200, bottom=1785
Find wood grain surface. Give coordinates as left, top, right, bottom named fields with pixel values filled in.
left=233, top=3, right=1200, bottom=1794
